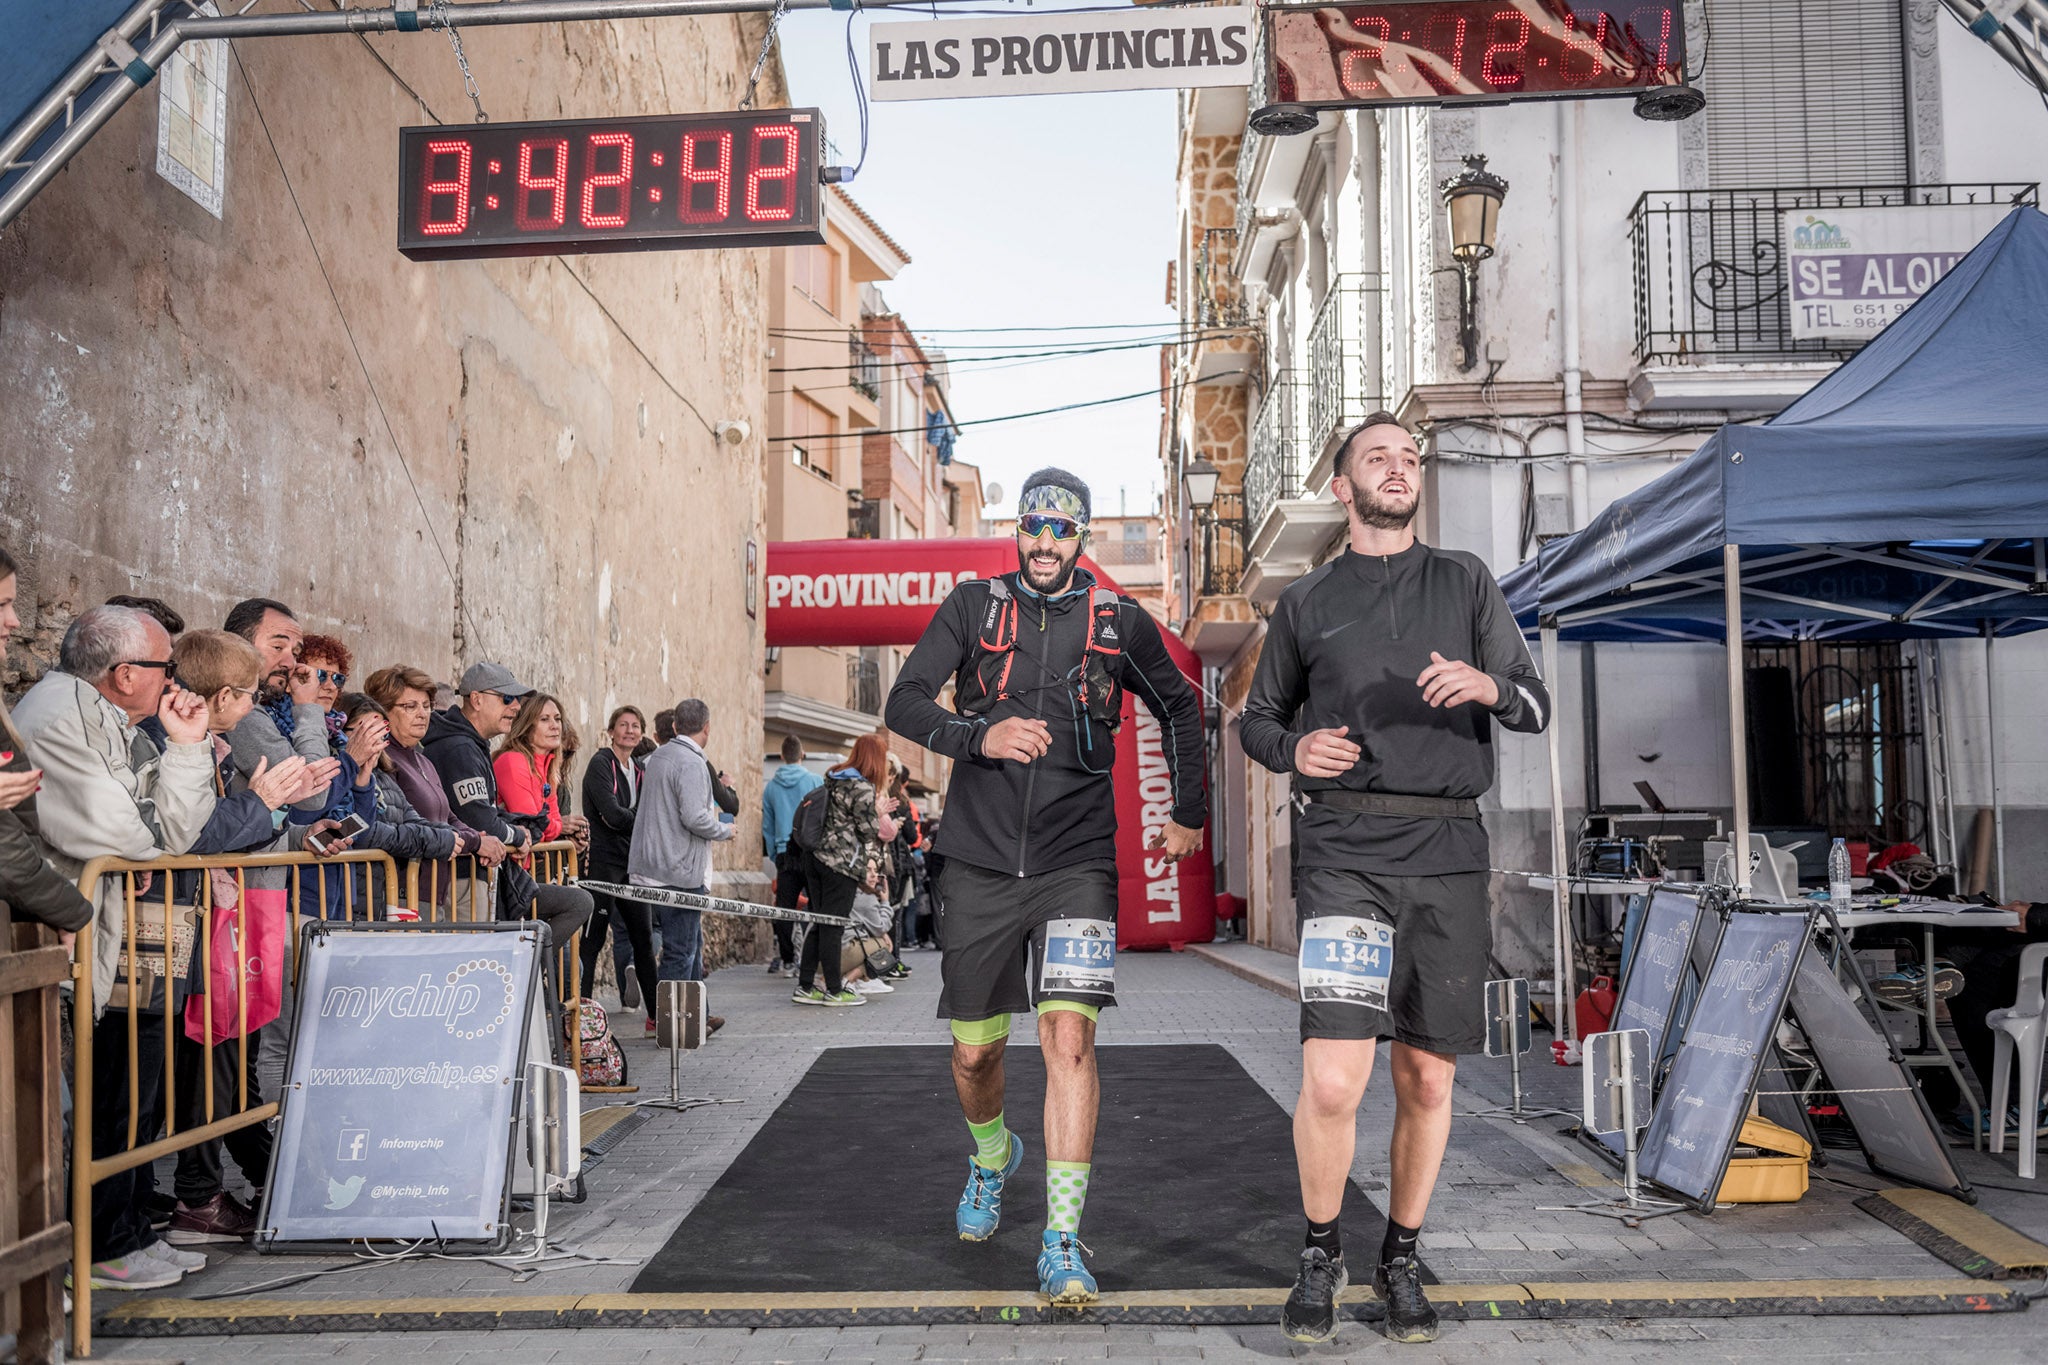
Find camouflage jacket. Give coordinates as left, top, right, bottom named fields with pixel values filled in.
left=813, top=771, right=881, bottom=885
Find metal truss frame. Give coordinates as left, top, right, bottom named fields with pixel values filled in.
left=0, top=0, right=857, bottom=233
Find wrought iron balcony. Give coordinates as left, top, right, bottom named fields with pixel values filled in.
left=1199, top=490, right=1247, bottom=598
left=847, top=656, right=881, bottom=716
left=1245, top=377, right=1305, bottom=539
left=1305, top=273, right=1385, bottom=462
left=1629, top=183, right=2037, bottom=364
left=850, top=332, right=881, bottom=400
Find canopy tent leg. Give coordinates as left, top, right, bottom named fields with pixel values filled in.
left=1985, top=623, right=2006, bottom=901
left=1542, top=622, right=1574, bottom=1039
left=1725, top=545, right=1751, bottom=898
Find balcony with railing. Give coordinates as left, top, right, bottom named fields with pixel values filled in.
left=1304, top=272, right=1385, bottom=484
left=1242, top=375, right=1347, bottom=606
left=1199, top=490, right=1246, bottom=599
left=850, top=332, right=882, bottom=401
left=847, top=656, right=881, bottom=716
left=1629, top=183, right=2037, bottom=369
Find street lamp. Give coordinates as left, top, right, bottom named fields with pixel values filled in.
left=1182, top=456, right=1221, bottom=512
left=1438, top=154, right=1509, bottom=373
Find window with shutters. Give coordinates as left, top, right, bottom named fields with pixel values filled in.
left=1702, top=0, right=1906, bottom=187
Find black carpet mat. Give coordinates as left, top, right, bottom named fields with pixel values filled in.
left=631, top=1043, right=1403, bottom=1294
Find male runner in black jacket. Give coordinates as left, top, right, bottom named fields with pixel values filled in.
left=1241, top=414, right=1549, bottom=1345
left=885, top=467, right=1206, bottom=1305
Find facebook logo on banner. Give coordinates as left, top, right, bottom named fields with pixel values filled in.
left=338, top=1129, right=370, bottom=1162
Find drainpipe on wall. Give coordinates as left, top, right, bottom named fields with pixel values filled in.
left=1557, top=101, right=1589, bottom=528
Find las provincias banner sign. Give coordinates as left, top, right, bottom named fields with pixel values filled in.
left=868, top=7, right=1256, bottom=101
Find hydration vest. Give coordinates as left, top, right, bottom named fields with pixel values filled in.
left=957, top=576, right=1125, bottom=731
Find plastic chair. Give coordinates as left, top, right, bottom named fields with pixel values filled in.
left=1988, top=942, right=2048, bottom=1179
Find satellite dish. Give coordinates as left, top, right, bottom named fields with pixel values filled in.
left=985, top=482, right=1005, bottom=507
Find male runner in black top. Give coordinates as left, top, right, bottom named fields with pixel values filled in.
left=885, top=467, right=1206, bottom=1305
left=1240, top=414, right=1549, bottom=1344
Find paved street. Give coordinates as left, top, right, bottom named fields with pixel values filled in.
left=94, top=944, right=2046, bottom=1363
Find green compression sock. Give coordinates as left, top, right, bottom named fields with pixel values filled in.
left=968, top=1114, right=1012, bottom=1170
left=1046, top=1161, right=1091, bottom=1235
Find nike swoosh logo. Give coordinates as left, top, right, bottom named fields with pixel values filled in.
left=1319, top=619, right=1359, bottom=641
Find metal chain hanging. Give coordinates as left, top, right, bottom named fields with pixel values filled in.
left=739, top=0, right=791, bottom=111
left=429, top=0, right=490, bottom=122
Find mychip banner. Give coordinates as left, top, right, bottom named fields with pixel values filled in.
left=868, top=8, right=1257, bottom=101
left=1784, top=204, right=2009, bottom=341
left=258, top=924, right=543, bottom=1249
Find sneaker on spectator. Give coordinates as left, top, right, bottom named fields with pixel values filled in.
left=140, top=1240, right=207, bottom=1273
left=851, top=978, right=894, bottom=995
left=884, top=961, right=912, bottom=979
left=644, top=1017, right=657, bottom=1035
left=819, top=988, right=867, bottom=1008
left=143, top=1190, right=178, bottom=1230
left=166, top=1191, right=258, bottom=1244
left=792, top=986, right=827, bottom=1005
left=74, top=1253, right=182, bottom=1291
left=766, top=958, right=784, bottom=976
left=621, top=972, right=641, bottom=1010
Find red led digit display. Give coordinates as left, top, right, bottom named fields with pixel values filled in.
left=398, top=109, right=825, bottom=261
left=1268, top=3, right=1686, bottom=109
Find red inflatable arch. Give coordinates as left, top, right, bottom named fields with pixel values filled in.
left=765, top=538, right=1216, bottom=949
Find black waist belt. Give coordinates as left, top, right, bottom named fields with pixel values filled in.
left=1306, top=790, right=1480, bottom=820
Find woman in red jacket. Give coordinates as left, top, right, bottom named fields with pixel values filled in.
left=494, top=694, right=589, bottom=855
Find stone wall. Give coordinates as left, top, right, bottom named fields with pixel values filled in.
left=0, top=16, right=785, bottom=897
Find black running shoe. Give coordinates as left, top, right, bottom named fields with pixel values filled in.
left=1372, top=1255, right=1439, bottom=1343
left=1281, top=1246, right=1348, bottom=1343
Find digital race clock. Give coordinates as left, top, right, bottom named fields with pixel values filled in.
left=397, top=109, right=825, bottom=262
left=1266, top=3, right=1687, bottom=109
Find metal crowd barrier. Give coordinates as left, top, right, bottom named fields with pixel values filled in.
left=66, top=835, right=587, bottom=1355
left=1, top=906, right=69, bottom=1364
left=68, top=848, right=401, bottom=1356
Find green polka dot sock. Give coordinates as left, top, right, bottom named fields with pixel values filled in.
left=968, top=1114, right=1011, bottom=1170
left=1045, top=1161, right=1091, bottom=1235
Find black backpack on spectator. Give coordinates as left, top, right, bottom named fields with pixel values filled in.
left=788, top=782, right=832, bottom=853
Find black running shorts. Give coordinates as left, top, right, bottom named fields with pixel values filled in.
left=1294, top=866, right=1490, bottom=1053
left=935, top=858, right=1119, bottom=1021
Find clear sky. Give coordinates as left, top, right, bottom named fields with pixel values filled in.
left=776, top=3, right=1179, bottom=521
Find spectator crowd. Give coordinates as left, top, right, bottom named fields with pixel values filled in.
left=0, top=545, right=918, bottom=1294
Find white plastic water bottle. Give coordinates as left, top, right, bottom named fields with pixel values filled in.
left=1829, top=837, right=1852, bottom=907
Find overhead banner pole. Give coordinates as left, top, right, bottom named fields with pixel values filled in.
left=0, top=0, right=854, bottom=232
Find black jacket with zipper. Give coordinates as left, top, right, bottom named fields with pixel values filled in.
left=582, top=748, right=642, bottom=874
left=885, top=568, right=1206, bottom=879
left=1240, top=541, right=1549, bottom=876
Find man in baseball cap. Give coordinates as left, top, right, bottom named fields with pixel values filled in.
left=425, top=660, right=592, bottom=945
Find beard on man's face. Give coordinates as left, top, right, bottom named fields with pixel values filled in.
left=1345, top=474, right=1419, bottom=532
left=1017, top=538, right=1081, bottom=593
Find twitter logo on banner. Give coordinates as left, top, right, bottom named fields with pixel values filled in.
left=326, top=1175, right=365, bottom=1210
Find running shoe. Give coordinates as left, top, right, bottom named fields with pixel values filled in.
left=1036, top=1229, right=1098, bottom=1307
left=766, top=958, right=783, bottom=976
left=956, top=1129, right=1023, bottom=1241
left=1871, top=960, right=1964, bottom=1004
left=71, top=1253, right=182, bottom=1291
left=140, top=1240, right=207, bottom=1272
left=621, top=971, right=641, bottom=1009
left=791, top=986, right=828, bottom=1005
left=1372, top=1255, right=1439, bottom=1344
left=1281, top=1246, right=1348, bottom=1343
left=818, top=989, right=866, bottom=1008
left=851, top=978, right=894, bottom=995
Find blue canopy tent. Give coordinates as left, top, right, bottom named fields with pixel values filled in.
left=1499, top=204, right=2048, bottom=1023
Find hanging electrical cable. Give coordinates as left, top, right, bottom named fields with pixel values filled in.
left=821, top=0, right=870, bottom=183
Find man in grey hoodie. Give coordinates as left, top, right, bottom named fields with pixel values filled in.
left=630, top=697, right=734, bottom=1033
